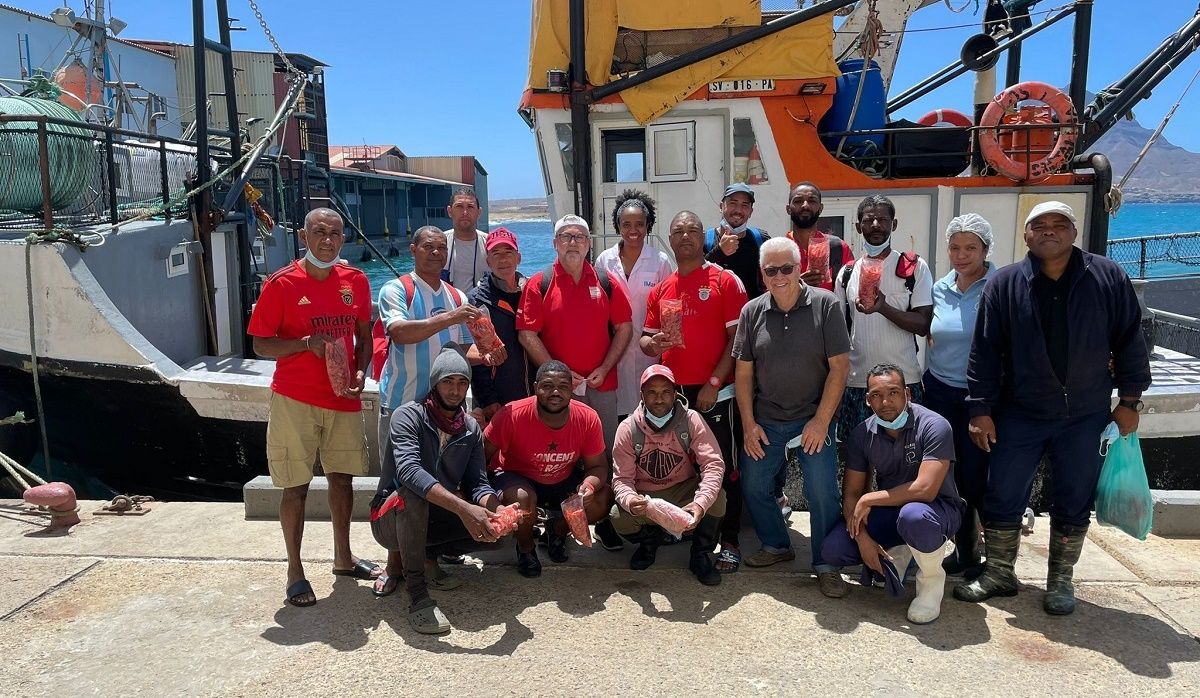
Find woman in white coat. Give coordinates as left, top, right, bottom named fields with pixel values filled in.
left=595, top=190, right=675, bottom=417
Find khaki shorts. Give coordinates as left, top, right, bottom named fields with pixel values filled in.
left=266, top=392, right=368, bottom=488
left=610, top=477, right=727, bottom=536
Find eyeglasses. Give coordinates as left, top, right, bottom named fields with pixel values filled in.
left=556, top=233, right=589, bottom=244
left=762, top=264, right=797, bottom=277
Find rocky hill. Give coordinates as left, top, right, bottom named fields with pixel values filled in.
left=1091, top=115, right=1200, bottom=203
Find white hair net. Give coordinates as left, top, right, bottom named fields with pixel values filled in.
left=946, top=213, right=993, bottom=251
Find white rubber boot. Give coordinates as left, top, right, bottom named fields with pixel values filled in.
left=907, top=540, right=951, bottom=624
left=886, top=544, right=913, bottom=584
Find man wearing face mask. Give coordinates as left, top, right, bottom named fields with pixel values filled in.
left=834, top=194, right=934, bottom=442
left=821, top=364, right=962, bottom=624
left=610, top=365, right=727, bottom=585
left=248, top=208, right=379, bottom=608
left=705, top=183, right=769, bottom=298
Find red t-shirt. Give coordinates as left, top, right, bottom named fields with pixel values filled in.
left=516, top=261, right=633, bottom=392
left=370, top=318, right=388, bottom=381
left=644, top=263, right=748, bottom=386
left=247, top=260, right=370, bottom=411
left=786, top=231, right=855, bottom=291
left=484, top=396, right=606, bottom=485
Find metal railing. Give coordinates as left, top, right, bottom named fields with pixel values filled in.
left=1107, top=231, right=1200, bottom=279
left=1151, top=310, right=1200, bottom=358
left=0, top=114, right=235, bottom=231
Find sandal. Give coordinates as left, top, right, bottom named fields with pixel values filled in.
left=285, top=579, right=316, bottom=607
left=372, top=574, right=400, bottom=598
left=332, top=559, right=382, bottom=580
left=715, top=548, right=741, bottom=574
left=408, top=597, right=451, bottom=635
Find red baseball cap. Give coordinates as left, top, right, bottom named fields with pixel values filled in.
left=485, top=227, right=519, bottom=252
left=639, top=364, right=677, bottom=388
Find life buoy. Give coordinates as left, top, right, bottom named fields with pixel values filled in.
left=978, top=81, right=1077, bottom=182
left=917, top=109, right=972, bottom=128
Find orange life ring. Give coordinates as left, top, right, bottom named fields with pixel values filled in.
left=917, top=109, right=972, bottom=128
left=978, top=81, right=1078, bottom=182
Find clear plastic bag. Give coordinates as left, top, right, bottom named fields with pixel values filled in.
left=1095, top=432, right=1154, bottom=540
left=660, top=298, right=685, bottom=348
left=325, top=338, right=352, bottom=397
left=489, top=503, right=525, bottom=537
left=466, top=315, right=505, bottom=356
left=643, top=496, right=695, bottom=537
left=561, top=494, right=593, bottom=547
left=807, top=237, right=831, bottom=285
left=858, top=258, right=884, bottom=307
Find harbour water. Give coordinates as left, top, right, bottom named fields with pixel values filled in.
left=354, top=203, right=1199, bottom=294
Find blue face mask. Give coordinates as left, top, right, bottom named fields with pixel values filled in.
left=876, top=404, right=909, bottom=430
left=1099, top=420, right=1121, bottom=455
left=720, top=218, right=749, bottom=235
left=645, top=408, right=675, bottom=429
left=863, top=236, right=892, bottom=257
left=304, top=248, right=336, bottom=270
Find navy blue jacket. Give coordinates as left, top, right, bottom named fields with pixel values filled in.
left=467, top=271, right=530, bottom=407
left=966, top=249, right=1151, bottom=420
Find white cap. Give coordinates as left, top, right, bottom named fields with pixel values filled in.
left=946, top=213, right=993, bottom=248
left=554, top=214, right=590, bottom=236
left=1025, top=201, right=1077, bottom=227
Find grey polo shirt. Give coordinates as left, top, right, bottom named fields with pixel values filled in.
left=732, top=285, right=851, bottom=422
left=847, top=403, right=962, bottom=507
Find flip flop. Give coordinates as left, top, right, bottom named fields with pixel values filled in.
left=715, top=548, right=741, bottom=574
left=332, top=559, right=382, bottom=580
left=373, top=574, right=400, bottom=598
left=285, top=579, right=316, bottom=607
left=408, top=597, right=451, bottom=635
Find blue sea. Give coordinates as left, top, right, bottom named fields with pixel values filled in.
left=354, top=203, right=1199, bottom=293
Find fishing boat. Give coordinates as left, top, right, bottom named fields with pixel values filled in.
left=0, top=0, right=1198, bottom=499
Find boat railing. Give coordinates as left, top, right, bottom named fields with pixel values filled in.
left=1107, top=231, right=1200, bottom=280
left=1149, top=309, right=1200, bottom=359
left=0, top=114, right=288, bottom=234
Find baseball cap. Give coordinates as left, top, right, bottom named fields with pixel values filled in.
left=554, top=214, right=590, bottom=236
left=485, top=227, right=519, bottom=251
left=639, top=364, right=677, bottom=388
left=1024, top=201, right=1077, bottom=227
left=722, top=182, right=755, bottom=203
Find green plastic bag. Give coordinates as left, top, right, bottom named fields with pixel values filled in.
left=1095, top=433, right=1153, bottom=540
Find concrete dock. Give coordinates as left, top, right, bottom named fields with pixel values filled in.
left=1, top=500, right=1198, bottom=697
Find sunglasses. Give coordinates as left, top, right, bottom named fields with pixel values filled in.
left=762, top=264, right=797, bottom=277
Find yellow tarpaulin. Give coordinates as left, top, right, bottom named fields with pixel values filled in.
left=526, top=0, right=838, bottom=124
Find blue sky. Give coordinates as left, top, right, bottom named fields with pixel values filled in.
left=21, top=0, right=1200, bottom=198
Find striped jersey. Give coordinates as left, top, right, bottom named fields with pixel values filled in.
left=377, top=274, right=473, bottom=410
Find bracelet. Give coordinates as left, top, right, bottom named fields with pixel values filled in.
left=304, top=335, right=312, bottom=351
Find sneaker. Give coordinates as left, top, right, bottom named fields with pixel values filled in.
left=438, top=553, right=465, bottom=565
left=545, top=528, right=569, bottom=563
left=817, top=571, right=849, bottom=599
left=516, top=546, right=542, bottom=578
left=594, top=518, right=625, bottom=552
left=689, top=553, right=722, bottom=586
left=629, top=539, right=659, bottom=570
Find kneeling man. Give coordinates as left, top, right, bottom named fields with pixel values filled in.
left=821, top=363, right=962, bottom=623
left=611, top=365, right=727, bottom=585
left=370, top=343, right=504, bottom=634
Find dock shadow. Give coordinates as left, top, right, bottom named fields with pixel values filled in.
left=997, top=591, right=1200, bottom=678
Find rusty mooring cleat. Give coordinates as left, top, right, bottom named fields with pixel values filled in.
left=96, top=494, right=155, bottom=516
left=23, top=482, right=81, bottom=529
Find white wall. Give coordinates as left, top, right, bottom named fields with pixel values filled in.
left=0, top=6, right=181, bottom=137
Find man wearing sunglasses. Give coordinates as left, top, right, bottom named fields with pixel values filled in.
left=732, top=237, right=852, bottom=598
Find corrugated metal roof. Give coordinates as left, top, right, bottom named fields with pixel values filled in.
left=331, top=166, right=464, bottom=187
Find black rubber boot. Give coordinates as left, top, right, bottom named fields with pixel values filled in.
left=629, top=525, right=662, bottom=570
left=953, top=526, right=1020, bottom=602
left=1044, top=523, right=1087, bottom=616
left=944, top=506, right=984, bottom=578
left=688, top=515, right=723, bottom=586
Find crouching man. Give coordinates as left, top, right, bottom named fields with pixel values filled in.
left=821, top=364, right=963, bottom=623
left=370, top=343, right=505, bottom=634
left=610, top=365, right=727, bottom=585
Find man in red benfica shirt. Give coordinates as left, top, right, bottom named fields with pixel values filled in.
left=248, top=208, right=379, bottom=607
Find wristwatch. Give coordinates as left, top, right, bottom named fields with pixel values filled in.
left=708, top=376, right=722, bottom=388
left=1118, top=398, right=1144, bottom=412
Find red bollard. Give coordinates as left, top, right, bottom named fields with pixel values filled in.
left=23, top=482, right=81, bottom=529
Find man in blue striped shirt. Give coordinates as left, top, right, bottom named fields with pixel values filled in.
left=377, top=227, right=505, bottom=449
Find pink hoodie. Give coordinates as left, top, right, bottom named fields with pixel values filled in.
left=611, top=405, right=726, bottom=515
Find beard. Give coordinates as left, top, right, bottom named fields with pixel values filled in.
left=434, top=391, right=463, bottom=412
left=790, top=211, right=819, bottom=229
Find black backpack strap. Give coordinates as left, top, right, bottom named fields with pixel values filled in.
left=827, top=236, right=844, bottom=279
left=839, top=262, right=855, bottom=331
left=539, top=264, right=555, bottom=296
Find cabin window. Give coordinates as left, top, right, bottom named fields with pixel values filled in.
left=733, top=118, right=768, bottom=184
left=166, top=243, right=190, bottom=278
left=555, top=123, right=575, bottom=191
left=602, top=128, right=646, bottom=183
left=647, top=121, right=696, bottom=183
left=251, top=238, right=266, bottom=267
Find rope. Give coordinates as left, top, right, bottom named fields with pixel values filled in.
left=24, top=235, right=51, bottom=480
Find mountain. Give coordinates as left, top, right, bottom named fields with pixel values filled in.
left=1088, top=101, right=1200, bottom=203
